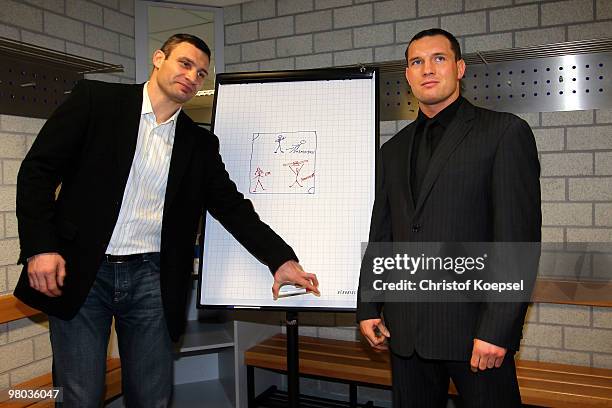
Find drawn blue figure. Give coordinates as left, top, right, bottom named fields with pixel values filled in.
left=288, top=139, right=306, bottom=153
left=274, top=134, right=286, bottom=153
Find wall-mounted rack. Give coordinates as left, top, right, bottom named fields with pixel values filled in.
left=0, top=36, right=124, bottom=119
left=366, top=37, right=612, bottom=120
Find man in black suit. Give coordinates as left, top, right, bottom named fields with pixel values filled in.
left=357, top=29, right=541, bottom=407
left=15, top=34, right=318, bottom=407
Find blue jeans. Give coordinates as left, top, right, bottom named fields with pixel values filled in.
left=49, top=253, right=173, bottom=408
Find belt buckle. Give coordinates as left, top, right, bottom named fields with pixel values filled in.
left=105, top=254, right=130, bottom=263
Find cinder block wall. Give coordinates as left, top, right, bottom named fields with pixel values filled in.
left=0, top=0, right=135, bottom=388
left=223, top=0, right=612, bottom=380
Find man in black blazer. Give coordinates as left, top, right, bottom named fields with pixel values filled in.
left=357, top=29, right=541, bottom=407
left=15, top=34, right=318, bottom=407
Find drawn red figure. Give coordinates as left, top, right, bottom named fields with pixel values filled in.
left=252, top=166, right=270, bottom=192
left=285, top=160, right=308, bottom=188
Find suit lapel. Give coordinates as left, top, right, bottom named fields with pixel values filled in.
left=116, top=84, right=143, bottom=188
left=413, top=101, right=475, bottom=215
left=164, top=112, right=196, bottom=210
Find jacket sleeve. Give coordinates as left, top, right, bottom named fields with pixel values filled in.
left=356, top=149, right=391, bottom=322
left=16, top=80, right=92, bottom=263
left=204, top=134, right=298, bottom=274
left=476, top=117, right=542, bottom=350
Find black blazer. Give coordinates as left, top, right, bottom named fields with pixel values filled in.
left=14, top=80, right=297, bottom=341
left=357, top=99, right=541, bottom=361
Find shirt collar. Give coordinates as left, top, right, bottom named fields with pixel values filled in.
left=416, top=96, right=463, bottom=129
left=141, top=82, right=181, bottom=125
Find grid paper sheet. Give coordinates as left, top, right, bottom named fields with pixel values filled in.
left=201, top=76, right=376, bottom=309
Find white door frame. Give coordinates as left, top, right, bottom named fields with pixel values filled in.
left=134, top=0, right=224, bottom=83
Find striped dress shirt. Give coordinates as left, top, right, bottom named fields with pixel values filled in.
left=106, top=82, right=181, bottom=255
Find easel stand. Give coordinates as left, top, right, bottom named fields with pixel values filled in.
left=286, top=311, right=300, bottom=407
left=247, top=311, right=380, bottom=407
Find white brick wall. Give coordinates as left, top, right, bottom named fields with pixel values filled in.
left=277, top=34, right=313, bottom=57
left=441, top=11, right=487, bottom=36
left=0, top=268, right=6, bottom=293
left=596, top=152, right=612, bottom=175
left=296, top=52, right=332, bottom=69
left=242, top=39, right=276, bottom=61
left=278, top=0, right=314, bottom=16
left=23, top=0, right=64, bottom=14
left=542, top=110, right=594, bottom=126
left=419, top=0, right=462, bottom=17
left=373, top=0, right=415, bottom=23
left=465, top=0, right=512, bottom=11
left=464, top=32, right=513, bottom=53
left=296, top=10, right=333, bottom=34
left=260, top=57, right=295, bottom=70
left=595, top=204, right=612, bottom=226
left=542, top=203, right=593, bottom=226
left=567, top=126, right=612, bottom=150
left=521, top=323, right=563, bottom=347
left=541, top=178, right=566, bottom=201
left=395, top=17, right=439, bottom=42
left=541, top=0, right=594, bottom=26
left=315, top=0, right=352, bottom=10
left=539, top=349, right=591, bottom=366
left=533, top=128, right=565, bottom=151
left=44, top=13, right=85, bottom=43
left=569, top=178, right=612, bottom=201
left=0, top=340, right=34, bottom=373
left=334, top=47, right=373, bottom=65
left=540, top=153, right=593, bottom=176
left=242, top=0, right=276, bottom=21
left=514, top=27, right=566, bottom=48
left=565, top=327, right=612, bottom=353
left=539, top=303, right=591, bottom=325
left=333, top=4, right=373, bottom=28
left=226, top=21, right=258, bottom=44
left=1, top=1, right=44, bottom=32
left=353, top=24, right=394, bottom=47
left=490, top=5, right=539, bottom=32
left=67, top=0, right=104, bottom=26
left=314, top=29, right=352, bottom=52
left=374, top=43, right=406, bottom=62
left=568, top=20, right=612, bottom=41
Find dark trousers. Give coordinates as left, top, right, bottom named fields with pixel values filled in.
left=49, top=253, right=173, bottom=408
left=390, top=351, right=521, bottom=408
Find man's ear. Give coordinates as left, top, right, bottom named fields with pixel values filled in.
left=152, top=50, right=165, bottom=70
left=405, top=67, right=411, bottom=87
left=456, top=59, right=466, bottom=80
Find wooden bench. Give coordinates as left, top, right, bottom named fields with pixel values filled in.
left=245, top=334, right=612, bottom=408
left=0, top=358, right=122, bottom=408
left=0, top=295, right=122, bottom=407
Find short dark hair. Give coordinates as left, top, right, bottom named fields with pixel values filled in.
left=160, top=33, right=211, bottom=60
left=405, top=28, right=462, bottom=65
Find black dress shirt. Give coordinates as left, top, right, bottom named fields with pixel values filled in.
left=410, top=96, right=464, bottom=203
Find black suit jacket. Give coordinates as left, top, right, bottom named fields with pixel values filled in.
left=357, top=99, right=541, bottom=361
left=14, top=80, right=297, bottom=341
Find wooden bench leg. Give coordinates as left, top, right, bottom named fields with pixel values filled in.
left=349, top=383, right=357, bottom=407
left=247, top=365, right=255, bottom=408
